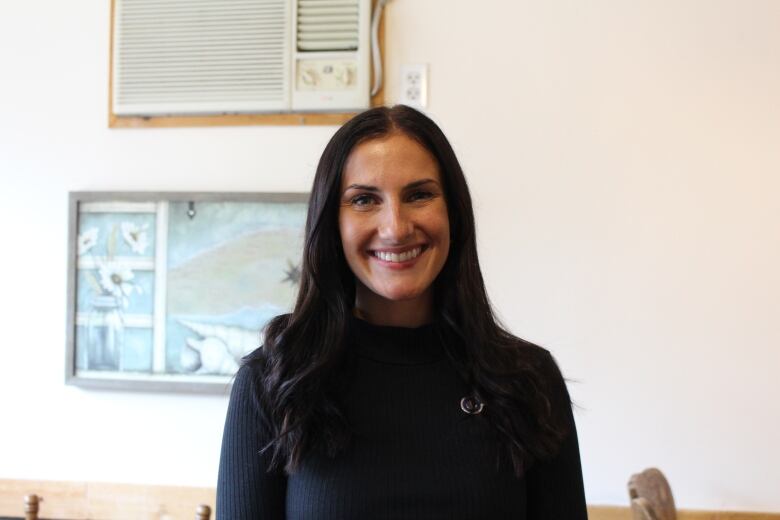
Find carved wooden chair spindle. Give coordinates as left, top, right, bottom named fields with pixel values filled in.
left=24, top=494, right=40, bottom=520
left=627, top=467, right=677, bottom=520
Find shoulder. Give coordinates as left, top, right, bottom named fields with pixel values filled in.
left=230, top=312, right=295, bottom=419
left=240, top=311, right=291, bottom=373
left=506, top=335, right=560, bottom=378
left=504, top=335, right=572, bottom=408
left=536, top=347, right=567, bottom=390
left=240, top=312, right=292, bottom=362
left=227, top=363, right=261, bottom=415
left=233, top=340, right=273, bottom=397
left=232, top=362, right=257, bottom=391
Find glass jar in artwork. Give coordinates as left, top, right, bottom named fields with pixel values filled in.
left=86, top=294, right=125, bottom=371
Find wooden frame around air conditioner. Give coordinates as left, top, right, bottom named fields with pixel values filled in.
left=108, top=0, right=386, bottom=128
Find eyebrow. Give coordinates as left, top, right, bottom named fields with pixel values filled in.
left=343, top=178, right=439, bottom=193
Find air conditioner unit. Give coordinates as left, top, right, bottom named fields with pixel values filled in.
left=112, top=0, right=374, bottom=116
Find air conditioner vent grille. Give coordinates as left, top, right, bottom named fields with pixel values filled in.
left=297, top=0, right=359, bottom=52
left=114, top=0, right=289, bottom=114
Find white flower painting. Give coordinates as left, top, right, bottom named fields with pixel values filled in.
left=74, top=213, right=153, bottom=374
left=121, top=221, right=150, bottom=254
left=98, top=260, right=143, bottom=309
left=69, top=194, right=307, bottom=392
left=78, top=228, right=99, bottom=256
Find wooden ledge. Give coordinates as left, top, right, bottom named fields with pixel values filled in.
left=108, top=112, right=360, bottom=129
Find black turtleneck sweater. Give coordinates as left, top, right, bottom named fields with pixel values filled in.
left=217, top=316, right=588, bottom=519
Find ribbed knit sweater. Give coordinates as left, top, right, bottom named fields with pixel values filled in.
left=216, top=315, right=588, bottom=519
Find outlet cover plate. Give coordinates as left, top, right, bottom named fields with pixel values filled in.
left=399, top=63, right=428, bottom=109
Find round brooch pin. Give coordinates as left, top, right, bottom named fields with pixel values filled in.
left=460, top=396, right=484, bottom=415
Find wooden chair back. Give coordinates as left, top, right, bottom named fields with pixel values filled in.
left=20, top=493, right=212, bottom=520
left=628, top=467, right=677, bottom=520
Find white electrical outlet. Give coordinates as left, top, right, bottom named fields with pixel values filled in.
left=399, top=64, right=428, bottom=109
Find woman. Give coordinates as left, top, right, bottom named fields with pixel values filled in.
left=217, top=105, right=587, bottom=519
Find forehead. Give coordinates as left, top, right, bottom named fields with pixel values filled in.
left=341, top=132, right=441, bottom=188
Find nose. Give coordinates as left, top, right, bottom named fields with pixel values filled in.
left=377, top=200, right=413, bottom=243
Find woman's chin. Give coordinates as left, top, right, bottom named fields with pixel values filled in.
left=361, top=283, right=429, bottom=305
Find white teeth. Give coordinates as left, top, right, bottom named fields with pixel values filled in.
left=374, top=246, right=422, bottom=263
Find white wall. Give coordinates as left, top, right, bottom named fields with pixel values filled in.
left=1, top=0, right=778, bottom=513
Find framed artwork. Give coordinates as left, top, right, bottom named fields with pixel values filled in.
left=65, top=192, right=308, bottom=393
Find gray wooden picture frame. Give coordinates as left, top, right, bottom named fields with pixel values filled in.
left=65, top=191, right=309, bottom=393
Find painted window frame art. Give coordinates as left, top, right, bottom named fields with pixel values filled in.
left=65, top=192, right=308, bottom=393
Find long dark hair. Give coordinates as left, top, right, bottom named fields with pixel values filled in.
left=246, top=105, right=571, bottom=477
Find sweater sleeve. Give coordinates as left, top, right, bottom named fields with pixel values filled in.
left=525, top=352, right=588, bottom=520
left=217, top=363, right=287, bottom=520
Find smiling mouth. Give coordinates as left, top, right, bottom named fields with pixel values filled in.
left=369, top=245, right=427, bottom=263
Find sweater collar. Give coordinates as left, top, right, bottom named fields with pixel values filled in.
left=347, top=314, right=445, bottom=366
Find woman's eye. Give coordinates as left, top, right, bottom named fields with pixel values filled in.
left=409, top=191, right=434, bottom=202
left=350, top=194, right=376, bottom=207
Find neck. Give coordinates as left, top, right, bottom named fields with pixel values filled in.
left=353, top=285, right=433, bottom=328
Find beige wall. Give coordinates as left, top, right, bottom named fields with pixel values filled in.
left=0, top=0, right=778, bottom=513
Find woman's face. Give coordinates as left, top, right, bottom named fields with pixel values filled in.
left=338, top=132, right=450, bottom=308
